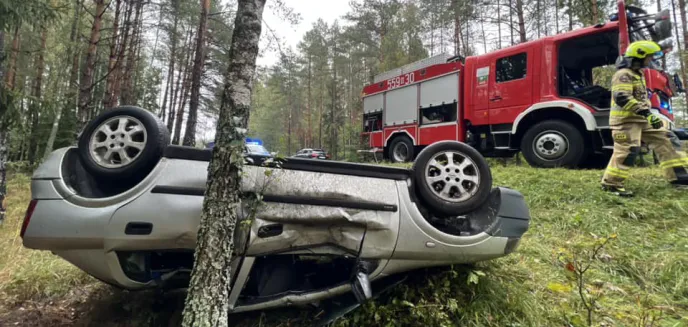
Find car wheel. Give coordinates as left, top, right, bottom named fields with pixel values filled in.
left=77, top=105, right=170, bottom=181
left=520, top=120, right=587, bottom=168
left=388, top=136, right=414, bottom=163
left=412, top=141, right=492, bottom=216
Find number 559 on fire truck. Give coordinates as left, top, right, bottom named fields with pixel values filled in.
left=361, top=0, right=685, bottom=167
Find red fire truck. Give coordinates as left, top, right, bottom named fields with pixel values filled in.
left=361, top=0, right=684, bottom=167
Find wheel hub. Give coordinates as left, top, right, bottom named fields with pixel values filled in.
left=534, top=131, right=568, bottom=160
left=89, top=115, right=147, bottom=169
left=424, top=151, right=480, bottom=203
left=393, top=143, right=409, bottom=162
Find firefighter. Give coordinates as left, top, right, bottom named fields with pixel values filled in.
left=601, top=40, right=688, bottom=197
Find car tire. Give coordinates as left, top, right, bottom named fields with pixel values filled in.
left=412, top=140, right=493, bottom=216
left=388, top=136, right=414, bottom=163
left=520, top=120, right=587, bottom=168
left=77, top=105, right=170, bottom=182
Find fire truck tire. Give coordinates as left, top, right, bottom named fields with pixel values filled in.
left=412, top=141, right=492, bottom=216
left=388, top=136, right=415, bottom=163
left=520, top=120, right=587, bottom=168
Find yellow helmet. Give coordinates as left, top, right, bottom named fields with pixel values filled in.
left=624, top=40, right=663, bottom=60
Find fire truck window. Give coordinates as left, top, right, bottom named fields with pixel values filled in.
left=495, top=53, right=527, bottom=83
left=420, top=103, right=457, bottom=125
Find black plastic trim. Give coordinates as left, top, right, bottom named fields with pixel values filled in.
left=124, top=222, right=153, bottom=235
left=161, top=145, right=410, bottom=180
left=150, top=186, right=399, bottom=212
left=151, top=185, right=205, bottom=196
left=163, top=145, right=212, bottom=161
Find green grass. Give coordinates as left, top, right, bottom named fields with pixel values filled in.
left=0, top=174, right=92, bottom=304
left=1, top=164, right=687, bottom=326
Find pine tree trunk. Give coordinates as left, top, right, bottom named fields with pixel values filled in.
left=453, top=0, right=462, bottom=54
left=0, top=29, right=5, bottom=225
left=497, top=0, right=501, bottom=49
left=112, top=0, right=134, bottom=106
left=173, top=45, right=194, bottom=145
left=568, top=0, right=573, bottom=31
left=5, top=26, right=21, bottom=89
left=516, top=0, right=526, bottom=43
left=103, top=0, right=122, bottom=110
left=183, top=0, right=212, bottom=147
left=78, top=0, right=107, bottom=132
left=170, top=30, right=193, bottom=134
left=180, top=1, right=266, bottom=326
left=307, top=54, right=312, bottom=147
left=28, top=27, right=48, bottom=164
left=161, top=4, right=180, bottom=121
left=121, top=0, right=144, bottom=105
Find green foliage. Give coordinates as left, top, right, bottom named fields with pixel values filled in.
left=0, top=0, right=60, bottom=31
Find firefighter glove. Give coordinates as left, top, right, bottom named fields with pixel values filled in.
left=638, top=109, right=663, bottom=129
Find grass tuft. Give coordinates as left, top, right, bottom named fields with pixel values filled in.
left=0, top=174, right=92, bottom=304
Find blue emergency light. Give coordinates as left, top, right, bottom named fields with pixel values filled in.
left=245, top=138, right=263, bottom=145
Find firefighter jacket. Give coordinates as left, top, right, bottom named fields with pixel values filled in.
left=610, top=67, right=651, bottom=126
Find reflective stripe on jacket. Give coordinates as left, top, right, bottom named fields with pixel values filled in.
left=610, top=68, right=650, bottom=125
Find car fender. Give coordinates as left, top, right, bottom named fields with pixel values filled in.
left=511, top=100, right=598, bottom=134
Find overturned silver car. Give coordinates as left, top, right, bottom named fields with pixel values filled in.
left=21, top=106, right=530, bottom=321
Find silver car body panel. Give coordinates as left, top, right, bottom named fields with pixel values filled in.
left=23, top=146, right=530, bottom=313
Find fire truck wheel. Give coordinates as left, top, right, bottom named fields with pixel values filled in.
left=412, top=141, right=492, bottom=216
left=388, top=136, right=415, bottom=163
left=520, top=120, right=587, bottom=168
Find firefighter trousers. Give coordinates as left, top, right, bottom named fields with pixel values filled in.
left=601, top=121, right=688, bottom=188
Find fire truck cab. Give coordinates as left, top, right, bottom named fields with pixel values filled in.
left=361, top=1, right=681, bottom=167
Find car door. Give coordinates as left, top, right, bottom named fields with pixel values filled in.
left=488, top=48, right=533, bottom=125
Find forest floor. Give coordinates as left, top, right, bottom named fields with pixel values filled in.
left=0, top=163, right=687, bottom=327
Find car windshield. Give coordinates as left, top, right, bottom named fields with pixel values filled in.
left=246, top=144, right=269, bottom=155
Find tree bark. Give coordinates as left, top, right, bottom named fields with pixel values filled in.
left=161, top=2, right=180, bottom=121
left=120, top=0, right=144, bottom=105
left=77, top=0, right=106, bottom=132
left=103, top=0, right=122, bottom=110
left=515, top=0, right=526, bottom=43
left=170, top=29, right=193, bottom=136
left=0, top=30, right=6, bottom=225
left=180, top=1, right=266, bottom=326
left=113, top=0, right=135, bottom=105
left=183, top=0, right=212, bottom=147
left=28, top=27, right=49, bottom=164
left=5, top=26, right=21, bottom=89
left=173, top=44, right=194, bottom=145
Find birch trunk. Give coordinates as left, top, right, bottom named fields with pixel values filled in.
left=180, top=1, right=266, bottom=326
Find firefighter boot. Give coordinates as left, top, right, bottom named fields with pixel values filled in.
left=641, top=124, right=688, bottom=186
left=601, top=185, right=635, bottom=197
left=601, top=125, right=640, bottom=196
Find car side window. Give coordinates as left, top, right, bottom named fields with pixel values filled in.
left=495, top=52, right=527, bottom=83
